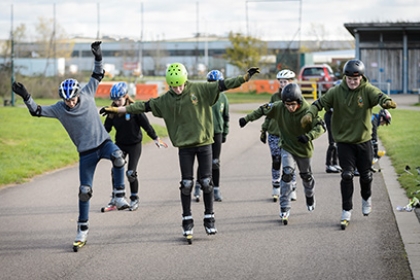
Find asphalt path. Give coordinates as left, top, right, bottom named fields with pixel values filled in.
left=0, top=103, right=413, bottom=280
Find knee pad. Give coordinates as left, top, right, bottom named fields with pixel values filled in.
left=360, top=172, right=373, bottom=184
left=341, top=171, right=353, bottom=181
left=126, top=170, right=137, bottom=183
left=200, top=177, right=213, bottom=194
left=111, top=150, right=125, bottom=168
left=272, top=155, right=281, bottom=170
left=180, top=179, right=193, bottom=196
left=281, top=166, right=294, bottom=183
left=300, top=172, right=313, bottom=182
left=79, top=185, right=93, bottom=202
left=212, top=159, right=220, bottom=170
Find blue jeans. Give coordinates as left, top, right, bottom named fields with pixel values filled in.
left=78, top=140, right=125, bottom=222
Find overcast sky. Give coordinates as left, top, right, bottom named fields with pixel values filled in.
left=0, top=0, right=419, bottom=42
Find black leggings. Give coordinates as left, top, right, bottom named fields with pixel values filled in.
left=179, top=145, right=213, bottom=216
left=118, top=142, right=142, bottom=197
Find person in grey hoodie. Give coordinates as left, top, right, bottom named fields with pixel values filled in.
left=12, top=41, right=129, bottom=252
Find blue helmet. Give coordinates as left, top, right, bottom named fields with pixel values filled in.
left=206, top=70, right=224, bottom=82
left=59, top=78, right=81, bottom=100
left=110, top=82, right=128, bottom=100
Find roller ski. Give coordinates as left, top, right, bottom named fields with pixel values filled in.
left=214, top=187, right=223, bottom=202
left=73, top=222, right=88, bottom=252
left=280, top=209, right=290, bottom=225
left=101, top=191, right=130, bottom=212
left=129, top=196, right=139, bottom=211
left=182, top=216, right=194, bottom=244
left=340, top=210, right=351, bottom=230
left=362, top=197, right=371, bottom=216
left=203, top=213, right=217, bottom=235
left=272, top=186, right=280, bottom=202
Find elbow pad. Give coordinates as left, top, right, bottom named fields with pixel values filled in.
left=29, top=105, right=42, bottom=117
left=218, top=80, right=227, bottom=91
left=145, top=101, right=152, bottom=112
left=91, top=69, right=105, bottom=82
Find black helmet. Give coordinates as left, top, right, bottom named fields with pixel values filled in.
left=379, top=109, right=392, bottom=125
left=343, top=59, right=365, bottom=77
left=281, top=83, right=303, bottom=104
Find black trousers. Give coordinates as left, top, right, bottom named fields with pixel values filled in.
left=179, top=144, right=213, bottom=216
left=337, top=141, right=373, bottom=211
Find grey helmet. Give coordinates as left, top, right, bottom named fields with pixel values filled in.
left=281, top=83, right=303, bottom=104
left=343, top=59, right=365, bottom=77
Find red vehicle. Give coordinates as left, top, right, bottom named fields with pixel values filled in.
left=298, top=64, right=338, bottom=93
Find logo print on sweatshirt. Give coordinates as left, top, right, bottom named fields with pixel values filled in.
left=357, top=96, right=364, bottom=108
left=190, top=93, right=198, bottom=105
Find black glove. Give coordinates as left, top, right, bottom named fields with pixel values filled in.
left=244, top=67, right=260, bottom=81
left=239, top=117, right=248, bottom=128
left=222, top=134, right=227, bottom=143
left=260, top=130, right=267, bottom=144
left=297, top=135, right=309, bottom=144
left=12, top=82, right=30, bottom=101
left=91, top=41, right=102, bottom=61
left=99, top=106, right=119, bottom=116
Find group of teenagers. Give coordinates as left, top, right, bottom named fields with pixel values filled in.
left=12, top=41, right=397, bottom=249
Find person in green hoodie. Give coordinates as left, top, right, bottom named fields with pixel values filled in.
left=100, top=62, right=259, bottom=241
left=300, top=59, right=397, bottom=230
left=194, top=70, right=230, bottom=203
left=260, top=69, right=298, bottom=203
left=239, top=83, right=325, bottom=225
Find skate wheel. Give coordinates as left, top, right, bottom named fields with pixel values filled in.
left=101, top=207, right=105, bottom=213
left=195, top=197, right=200, bottom=203
left=73, top=246, right=78, bottom=252
left=273, top=196, right=278, bottom=203
left=282, top=219, right=288, bottom=225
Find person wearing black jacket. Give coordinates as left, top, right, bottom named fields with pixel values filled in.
left=102, top=82, right=167, bottom=212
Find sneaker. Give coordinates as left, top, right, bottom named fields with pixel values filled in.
left=279, top=209, right=290, bottom=225
left=332, top=165, right=342, bottom=172
left=272, top=187, right=280, bottom=202
left=193, top=183, right=201, bottom=202
left=114, top=196, right=130, bottom=210
left=214, top=187, right=223, bottom=202
left=306, top=195, right=316, bottom=212
left=129, top=197, right=139, bottom=211
left=74, top=221, right=89, bottom=243
left=182, top=216, right=194, bottom=236
left=203, top=213, right=217, bottom=235
left=362, top=197, right=372, bottom=216
left=326, top=165, right=340, bottom=173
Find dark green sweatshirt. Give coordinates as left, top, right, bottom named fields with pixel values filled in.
left=245, top=99, right=325, bottom=158
left=126, top=76, right=245, bottom=148
left=308, top=76, right=393, bottom=144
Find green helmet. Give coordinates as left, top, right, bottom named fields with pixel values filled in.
left=166, top=63, right=188, bottom=86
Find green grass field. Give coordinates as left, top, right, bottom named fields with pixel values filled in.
left=1, top=94, right=419, bottom=203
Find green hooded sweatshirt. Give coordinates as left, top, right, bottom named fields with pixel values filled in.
left=261, top=89, right=282, bottom=136
left=212, top=92, right=229, bottom=135
left=245, top=99, right=325, bottom=158
left=126, top=76, right=245, bottom=148
left=307, top=76, right=392, bottom=144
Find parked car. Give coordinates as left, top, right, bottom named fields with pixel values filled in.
left=298, top=64, right=338, bottom=94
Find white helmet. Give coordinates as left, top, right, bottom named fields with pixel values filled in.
left=276, top=69, right=296, bottom=79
